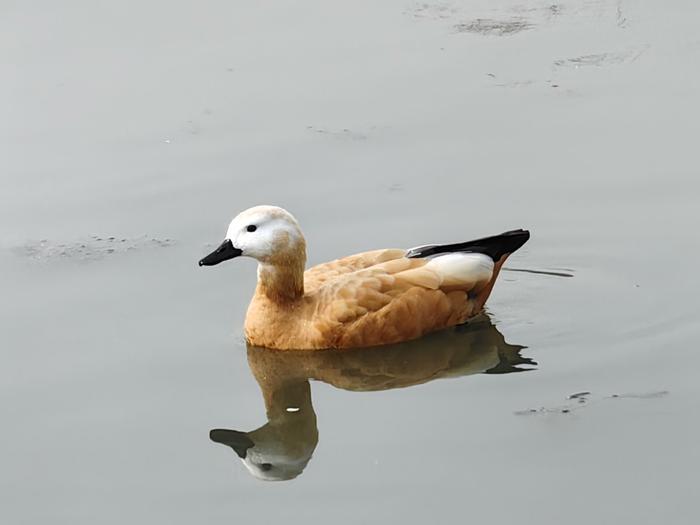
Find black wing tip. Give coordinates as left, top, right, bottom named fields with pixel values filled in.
left=500, top=228, right=530, bottom=251
left=407, top=229, right=530, bottom=260
left=498, top=228, right=530, bottom=240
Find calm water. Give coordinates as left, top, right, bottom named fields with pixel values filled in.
left=2, top=1, right=699, bottom=523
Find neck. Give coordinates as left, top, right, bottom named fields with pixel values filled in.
left=263, top=379, right=314, bottom=421
left=256, top=256, right=305, bottom=304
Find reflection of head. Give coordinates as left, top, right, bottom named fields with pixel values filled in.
left=210, top=314, right=533, bottom=481
left=210, top=427, right=316, bottom=481
left=210, top=381, right=318, bottom=481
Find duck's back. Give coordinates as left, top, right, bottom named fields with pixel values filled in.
left=302, top=251, right=490, bottom=348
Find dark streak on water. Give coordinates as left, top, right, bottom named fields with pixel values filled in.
left=503, top=267, right=574, bottom=278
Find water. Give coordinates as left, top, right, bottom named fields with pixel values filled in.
left=2, top=1, right=699, bottom=523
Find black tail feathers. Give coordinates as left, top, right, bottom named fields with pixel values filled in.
left=406, top=229, right=530, bottom=261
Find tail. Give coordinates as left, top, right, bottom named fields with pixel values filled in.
left=406, top=229, right=530, bottom=262
left=406, top=229, right=530, bottom=312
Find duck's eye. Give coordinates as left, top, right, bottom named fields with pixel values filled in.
left=246, top=225, right=257, bottom=233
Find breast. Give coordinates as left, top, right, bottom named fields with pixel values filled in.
left=245, top=294, right=327, bottom=349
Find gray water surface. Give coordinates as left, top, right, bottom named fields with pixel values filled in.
left=2, top=1, right=699, bottom=524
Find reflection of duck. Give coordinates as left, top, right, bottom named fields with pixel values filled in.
left=210, top=315, right=533, bottom=481
left=199, top=205, right=529, bottom=349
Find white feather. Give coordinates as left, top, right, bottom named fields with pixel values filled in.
left=425, top=253, right=494, bottom=287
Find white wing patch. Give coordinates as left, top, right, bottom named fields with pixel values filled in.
left=425, top=253, right=494, bottom=287
left=393, top=252, right=494, bottom=290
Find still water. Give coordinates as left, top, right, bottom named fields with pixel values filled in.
left=2, top=1, right=699, bottom=524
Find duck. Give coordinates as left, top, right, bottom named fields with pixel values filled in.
left=199, top=205, right=529, bottom=350
left=210, top=317, right=534, bottom=481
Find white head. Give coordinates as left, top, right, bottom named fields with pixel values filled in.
left=199, top=205, right=306, bottom=267
left=209, top=377, right=318, bottom=482
left=210, top=422, right=317, bottom=482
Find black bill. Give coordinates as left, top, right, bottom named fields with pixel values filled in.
left=210, top=429, right=255, bottom=458
left=198, top=239, right=242, bottom=266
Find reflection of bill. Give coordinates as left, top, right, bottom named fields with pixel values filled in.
left=210, top=314, right=534, bottom=481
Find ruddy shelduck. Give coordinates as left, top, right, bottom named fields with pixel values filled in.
left=199, top=205, right=529, bottom=350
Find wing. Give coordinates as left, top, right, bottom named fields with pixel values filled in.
left=303, top=249, right=406, bottom=293
left=307, top=252, right=496, bottom=348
